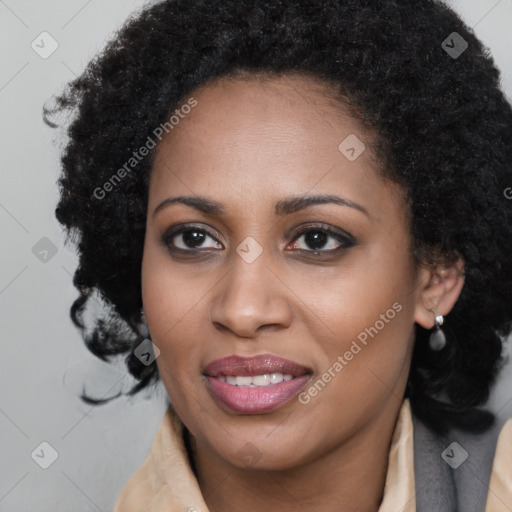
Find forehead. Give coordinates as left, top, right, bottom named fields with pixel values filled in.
left=149, top=74, right=401, bottom=219
left=155, top=74, right=372, bottom=154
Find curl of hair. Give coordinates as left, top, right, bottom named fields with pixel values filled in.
left=45, top=0, right=512, bottom=434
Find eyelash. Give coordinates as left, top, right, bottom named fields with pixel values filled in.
left=161, top=223, right=356, bottom=259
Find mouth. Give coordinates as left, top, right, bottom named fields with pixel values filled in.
left=203, top=354, right=312, bottom=414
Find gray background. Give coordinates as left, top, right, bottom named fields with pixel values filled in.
left=1, top=1, right=511, bottom=510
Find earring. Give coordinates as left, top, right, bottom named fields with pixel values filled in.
left=137, top=308, right=150, bottom=338
left=429, top=313, right=446, bottom=351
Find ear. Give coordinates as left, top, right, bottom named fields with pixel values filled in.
left=413, top=257, right=465, bottom=329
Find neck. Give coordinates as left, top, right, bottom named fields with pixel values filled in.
left=190, top=398, right=404, bottom=512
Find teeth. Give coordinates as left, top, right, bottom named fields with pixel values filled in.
left=270, top=373, right=283, bottom=384
left=252, top=374, right=270, bottom=386
left=235, top=376, right=252, bottom=386
left=218, top=373, right=296, bottom=387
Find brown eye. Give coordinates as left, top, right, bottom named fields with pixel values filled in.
left=162, top=225, right=223, bottom=251
left=288, top=224, right=355, bottom=255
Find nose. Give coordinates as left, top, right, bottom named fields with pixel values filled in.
left=209, top=250, right=293, bottom=339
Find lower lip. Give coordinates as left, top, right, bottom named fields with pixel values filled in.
left=206, top=375, right=310, bottom=414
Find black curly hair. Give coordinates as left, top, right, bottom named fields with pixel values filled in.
left=44, top=0, right=512, bottom=435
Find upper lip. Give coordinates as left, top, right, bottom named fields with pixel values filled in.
left=204, top=354, right=311, bottom=378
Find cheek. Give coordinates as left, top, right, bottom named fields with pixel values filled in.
left=296, top=244, right=414, bottom=346
left=296, top=246, right=416, bottom=403
left=306, top=289, right=413, bottom=395
left=141, top=243, right=207, bottom=376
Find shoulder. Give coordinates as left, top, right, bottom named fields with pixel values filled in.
left=485, top=417, right=512, bottom=510
left=113, top=451, right=167, bottom=512
left=113, top=405, right=208, bottom=512
left=411, top=409, right=512, bottom=512
left=113, top=408, right=177, bottom=512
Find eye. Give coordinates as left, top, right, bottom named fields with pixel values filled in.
left=162, top=222, right=355, bottom=258
left=162, top=224, right=223, bottom=252
left=288, top=224, right=355, bottom=255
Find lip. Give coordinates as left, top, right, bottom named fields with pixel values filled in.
left=203, top=354, right=311, bottom=414
left=204, top=354, right=310, bottom=378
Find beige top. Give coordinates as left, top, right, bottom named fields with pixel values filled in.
left=113, top=399, right=512, bottom=511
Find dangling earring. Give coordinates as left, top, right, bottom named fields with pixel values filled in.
left=137, top=308, right=150, bottom=338
left=429, top=312, right=446, bottom=351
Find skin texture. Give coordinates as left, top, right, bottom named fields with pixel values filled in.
left=141, top=74, right=464, bottom=512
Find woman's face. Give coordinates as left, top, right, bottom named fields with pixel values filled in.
left=141, top=74, right=425, bottom=470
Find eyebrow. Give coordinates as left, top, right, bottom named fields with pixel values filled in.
left=153, top=194, right=369, bottom=218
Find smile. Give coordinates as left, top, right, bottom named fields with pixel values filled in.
left=203, top=354, right=311, bottom=414
left=217, top=373, right=295, bottom=387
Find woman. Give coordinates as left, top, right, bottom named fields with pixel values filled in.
left=45, top=0, right=512, bottom=510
